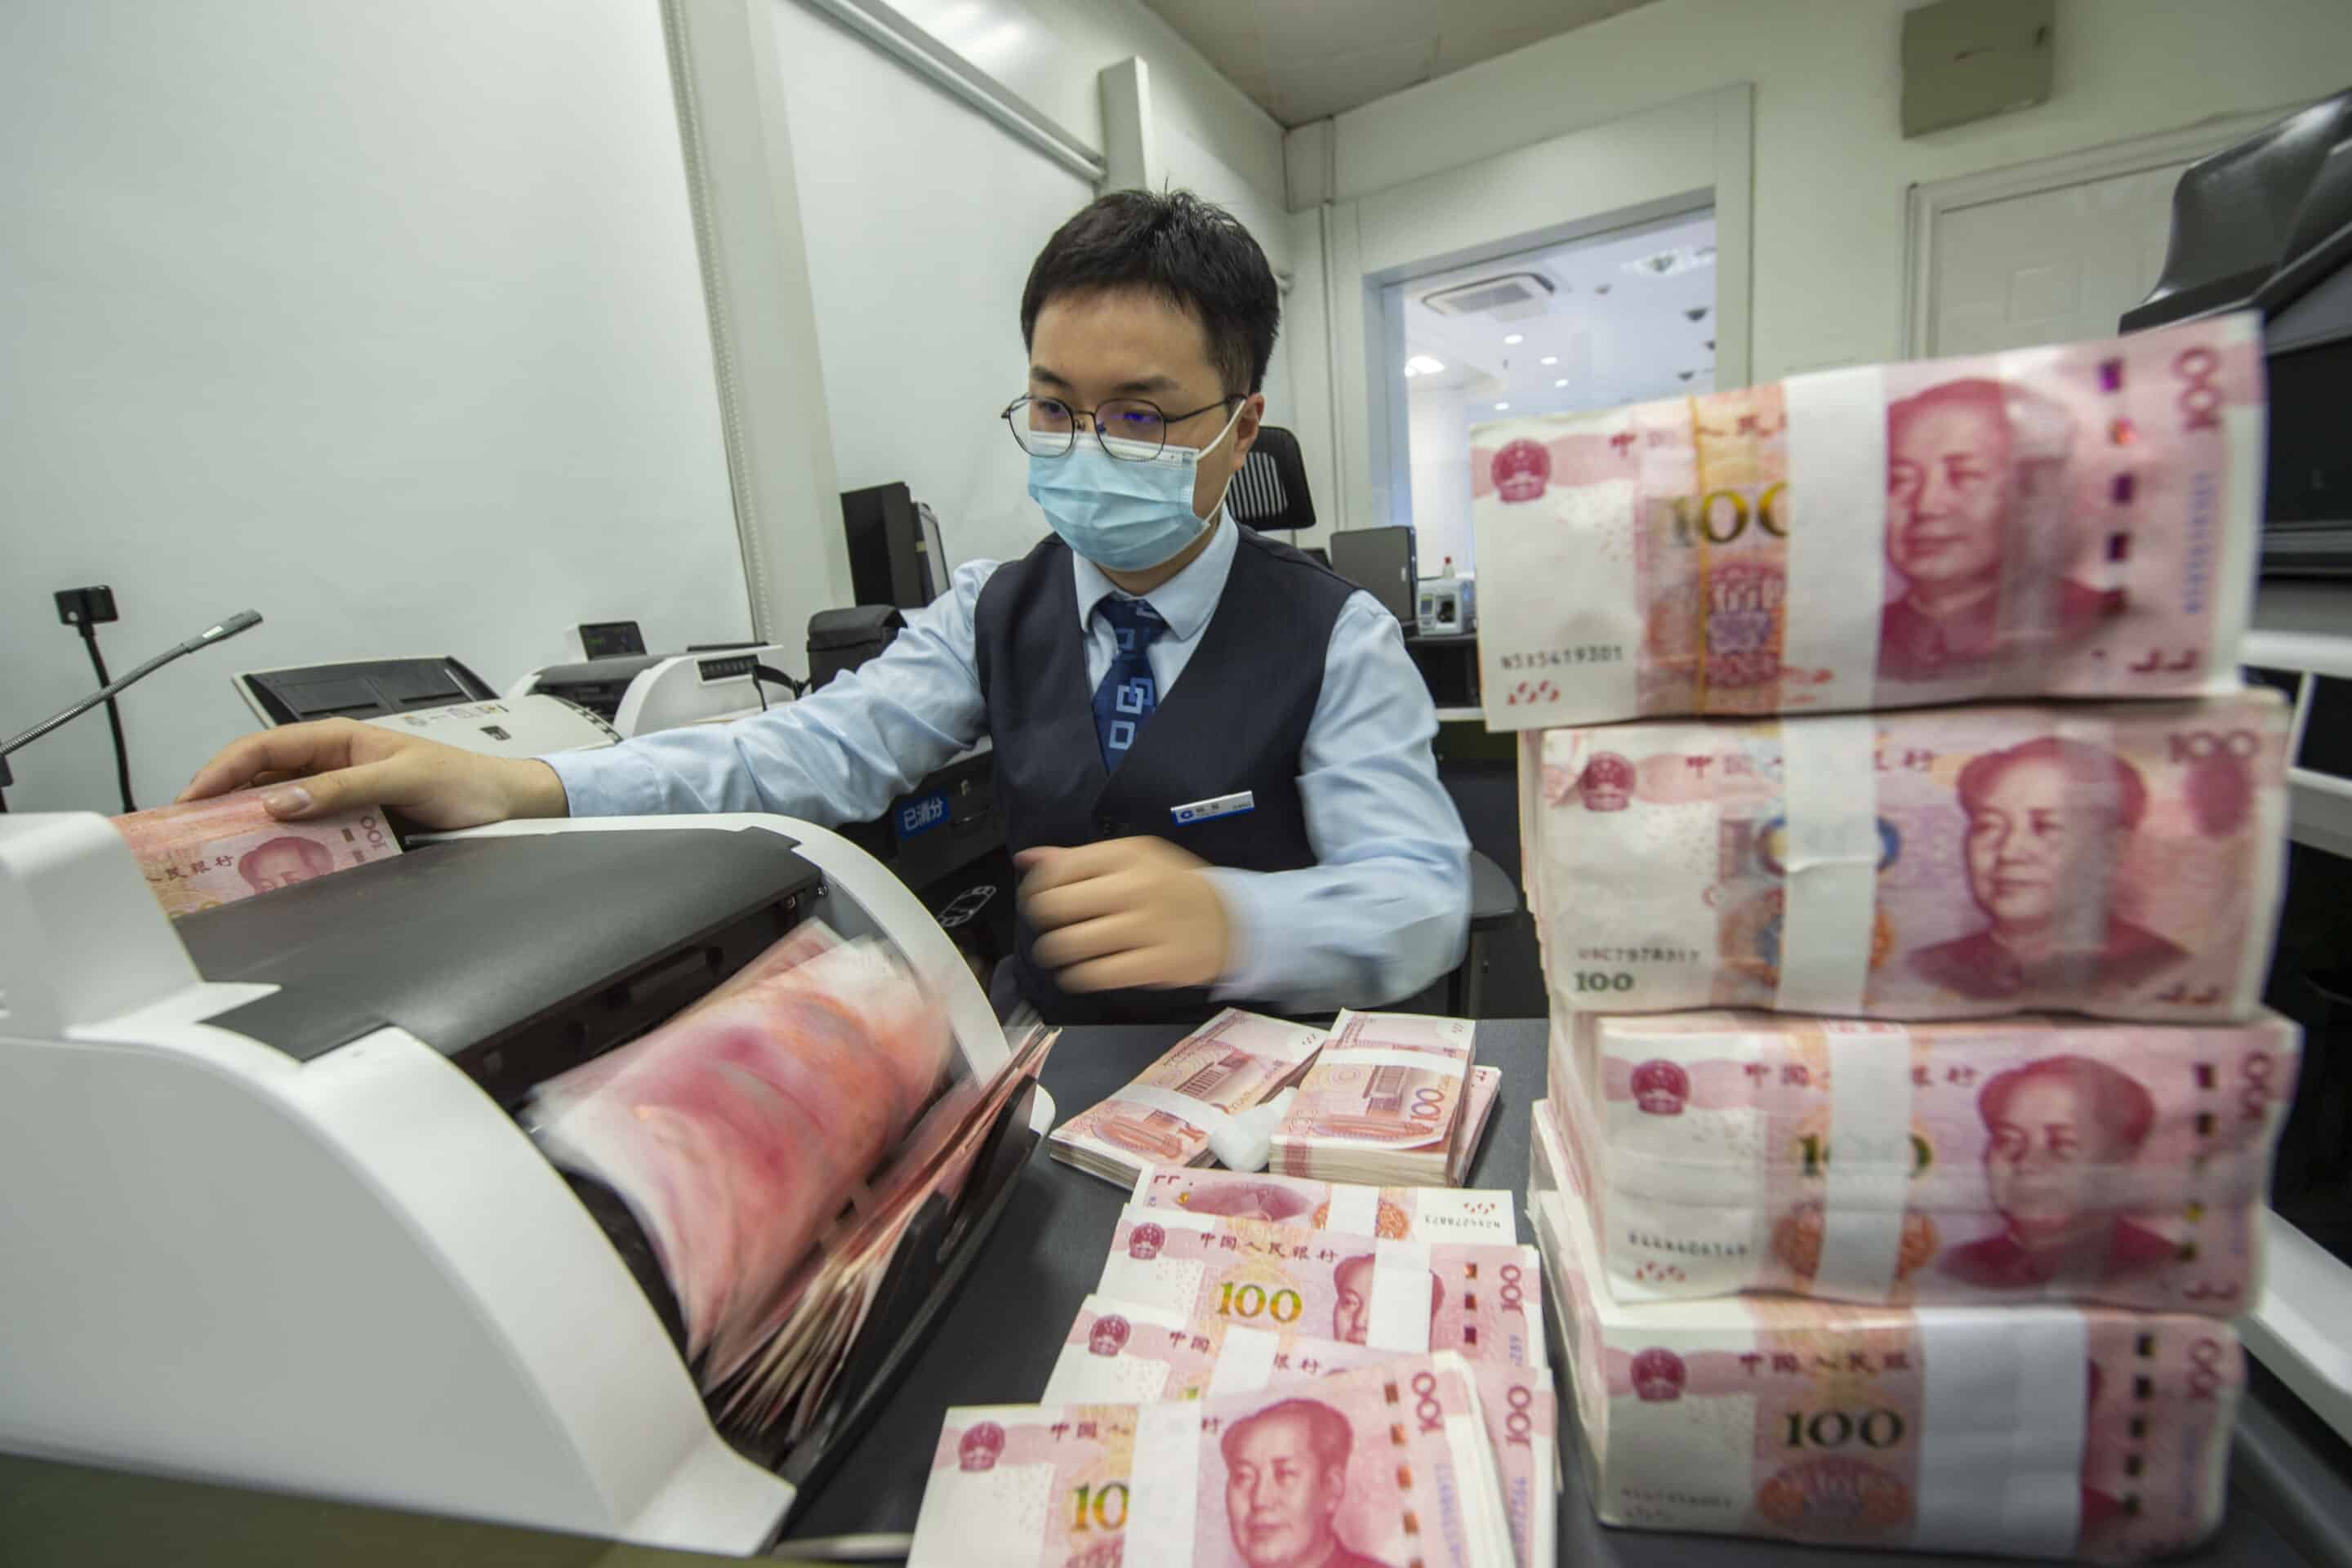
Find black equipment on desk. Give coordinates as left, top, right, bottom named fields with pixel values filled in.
left=843, top=482, right=948, bottom=609
left=806, top=605, right=906, bottom=691
left=2123, top=87, right=2352, bottom=578
left=1328, top=525, right=1419, bottom=631
left=238, top=654, right=496, bottom=725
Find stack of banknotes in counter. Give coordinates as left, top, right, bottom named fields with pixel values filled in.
left=109, top=791, right=403, bottom=917
left=904, top=1165, right=1560, bottom=1567
left=1050, top=1009, right=1500, bottom=1187
left=1472, top=314, right=2296, bottom=1560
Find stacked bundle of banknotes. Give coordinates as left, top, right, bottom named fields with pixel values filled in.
left=1050, top=1008, right=1500, bottom=1188
left=905, top=1165, right=1560, bottom=1568
left=1471, top=314, right=2297, bottom=1560
left=109, top=791, right=403, bottom=917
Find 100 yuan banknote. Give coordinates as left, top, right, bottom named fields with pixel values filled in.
left=1044, top=1297, right=1558, bottom=1568
left=1521, top=692, right=2288, bottom=1022
left=111, top=791, right=401, bottom=918
left=1098, top=1209, right=1544, bottom=1366
left=1049, top=1009, right=1327, bottom=1184
left=1130, top=1165, right=1518, bottom=1243
left=908, top=1353, right=1514, bottom=1568
left=1548, top=1009, right=2299, bottom=1314
left=1473, top=314, right=2262, bottom=727
left=1530, top=1102, right=2238, bottom=1564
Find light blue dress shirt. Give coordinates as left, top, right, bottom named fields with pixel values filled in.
left=545, top=515, right=1472, bottom=1011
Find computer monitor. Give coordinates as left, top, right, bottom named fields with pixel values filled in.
left=842, top=482, right=947, bottom=608
left=1327, top=526, right=1419, bottom=632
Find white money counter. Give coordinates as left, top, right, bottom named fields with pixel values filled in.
left=0, top=810, right=1053, bottom=1556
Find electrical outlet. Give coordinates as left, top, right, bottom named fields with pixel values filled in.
left=55, top=586, right=118, bottom=627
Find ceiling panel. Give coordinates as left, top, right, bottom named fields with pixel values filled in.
left=1143, top=0, right=1665, bottom=127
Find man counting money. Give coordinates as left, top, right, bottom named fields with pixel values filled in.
left=176, top=191, right=1470, bottom=1025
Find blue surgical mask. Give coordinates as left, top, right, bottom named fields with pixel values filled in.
left=1028, top=402, right=1248, bottom=572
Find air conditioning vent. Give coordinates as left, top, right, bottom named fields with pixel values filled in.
left=1420, top=272, right=1555, bottom=321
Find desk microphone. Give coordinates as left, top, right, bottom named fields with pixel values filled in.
left=0, top=610, right=265, bottom=805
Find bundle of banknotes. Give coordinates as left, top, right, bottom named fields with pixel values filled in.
left=904, top=1165, right=1559, bottom=1567
left=1547, top=1009, right=2301, bottom=1313
left=1517, top=691, right=2291, bottom=1022
left=1049, top=1008, right=1330, bottom=1185
left=529, top=919, right=1057, bottom=1442
left=1471, top=314, right=2263, bottom=728
left=1052, top=1009, right=1500, bottom=1189
left=109, top=791, right=402, bottom=917
left=1529, top=1101, right=2241, bottom=1561
left=1270, top=1010, right=1493, bottom=1184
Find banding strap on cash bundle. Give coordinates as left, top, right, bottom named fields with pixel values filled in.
left=1773, top=714, right=1881, bottom=1013
left=1909, top=1309, right=2091, bottom=1557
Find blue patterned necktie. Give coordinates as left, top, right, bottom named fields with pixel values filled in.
left=1090, top=596, right=1166, bottom=773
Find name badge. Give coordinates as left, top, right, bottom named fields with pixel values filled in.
left=1172, top=791, right=1254, bottom=826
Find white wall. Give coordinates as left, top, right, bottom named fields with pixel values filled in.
left=0, top=0, right=744, bottom=814
left=1319, top=0, right=2352, bottom=382
left=769, top=0, right=1295, bottom=575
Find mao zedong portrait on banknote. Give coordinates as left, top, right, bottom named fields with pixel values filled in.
left=1907, top=737, right=2187, bottom=1003
left=1220, top=1397, right=1394, bottom=1568
left=1879, top=378, right=2123, bottom=682
left=1941, top=1054, right=2173, bottom=1290
left=1329, top=1254, right=1443, bottom=1347
left=236, top=835, right=337, bottom=893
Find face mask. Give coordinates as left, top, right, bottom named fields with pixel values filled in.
left=1028, top=401, right=1247, bottom=572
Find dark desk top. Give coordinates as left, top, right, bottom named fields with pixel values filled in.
left=7, top=1022, right=2341, bottom=1566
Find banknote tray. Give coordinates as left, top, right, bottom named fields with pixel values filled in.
left=569, top=1072, right=1044, bottom=1531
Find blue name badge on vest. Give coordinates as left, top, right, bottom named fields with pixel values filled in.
left=1171, top=791, right=1254, bottom=827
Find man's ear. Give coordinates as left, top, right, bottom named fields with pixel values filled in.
left=1321, top=1463, right=1348, bottom=1509
left=1231, top=393, right=1266, bottom=462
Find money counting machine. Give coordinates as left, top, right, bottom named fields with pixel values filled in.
left=0, top=811, right=1053, bottom=1554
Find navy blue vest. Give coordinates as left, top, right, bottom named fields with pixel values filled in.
left=974, top=528, right=1357, bottom=1023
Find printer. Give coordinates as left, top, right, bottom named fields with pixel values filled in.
left=510, top=642, right=803, bottom=737
left=0, top=809, right=1050, bottom=1554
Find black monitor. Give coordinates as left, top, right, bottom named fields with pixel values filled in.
left=842, top=482, right=947, bottom=609
left=1328, top=526, right=1419, bottom=632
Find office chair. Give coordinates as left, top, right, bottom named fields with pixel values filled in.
left=1229, top=425, right=1316, bottom=533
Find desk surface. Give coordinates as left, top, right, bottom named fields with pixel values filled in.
left=7, top=1022, right=2341, bottom=1566
left=791, top=1021, right=2331, bottom=1566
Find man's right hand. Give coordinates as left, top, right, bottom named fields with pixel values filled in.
left=176, top=718, right=568, bottom=829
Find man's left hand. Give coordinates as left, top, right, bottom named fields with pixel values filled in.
left=1018, top=836, right=1232, bottom=991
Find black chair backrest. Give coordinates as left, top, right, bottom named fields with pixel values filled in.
left=1229, top=425, right=1316, bottom=532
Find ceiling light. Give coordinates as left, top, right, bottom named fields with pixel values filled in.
left=1503, top=333, right=1525, bottom=345
left=1494, top=401, right=1511, bottom=412
left=1553, top=378, right=1568, bottom=388
left=1402, top=354, right=1446, bottom=378
left=1539, top=355, right=1558, bottom=366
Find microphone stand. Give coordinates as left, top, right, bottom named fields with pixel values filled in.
left=0, top=610, right=264, bottom=813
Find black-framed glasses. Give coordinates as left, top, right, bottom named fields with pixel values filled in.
left=1002, top=394, right=1239, bottom=461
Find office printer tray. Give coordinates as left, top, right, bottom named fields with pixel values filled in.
left=176, top=828, right=1042, bottom=1525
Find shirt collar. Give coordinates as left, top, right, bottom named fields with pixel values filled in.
left=1071, top=506, right=1237, bottom=642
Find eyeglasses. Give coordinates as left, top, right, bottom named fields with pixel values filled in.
left=1003, top=394, right=1240, bottom=461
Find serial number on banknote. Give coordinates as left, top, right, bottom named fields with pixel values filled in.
left=1499, top=645, right=1628, bottom=670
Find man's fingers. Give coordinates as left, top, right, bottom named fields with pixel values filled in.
left=1056, top=948, right=1186, bottom=993
left=1016, top=838, right=1144, bottom=895
left=1032, top=911, right=1152, bottom=970
left=1022, top=874, right=1137, bottom=933
left=177, top=722, right=362, bottom=803
left=267, top=758, right=411, bottom=820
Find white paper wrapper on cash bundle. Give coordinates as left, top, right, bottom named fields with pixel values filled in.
left=1518, top=692, right=2288, bottom=1022
left=1526, top=1100, right=2239, bottom=1563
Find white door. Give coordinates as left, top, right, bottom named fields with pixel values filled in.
left=1927, top=161, right=2190, bottom=354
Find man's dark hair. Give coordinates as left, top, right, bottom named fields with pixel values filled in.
left=1021, top=189, right=1279, bottom=398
